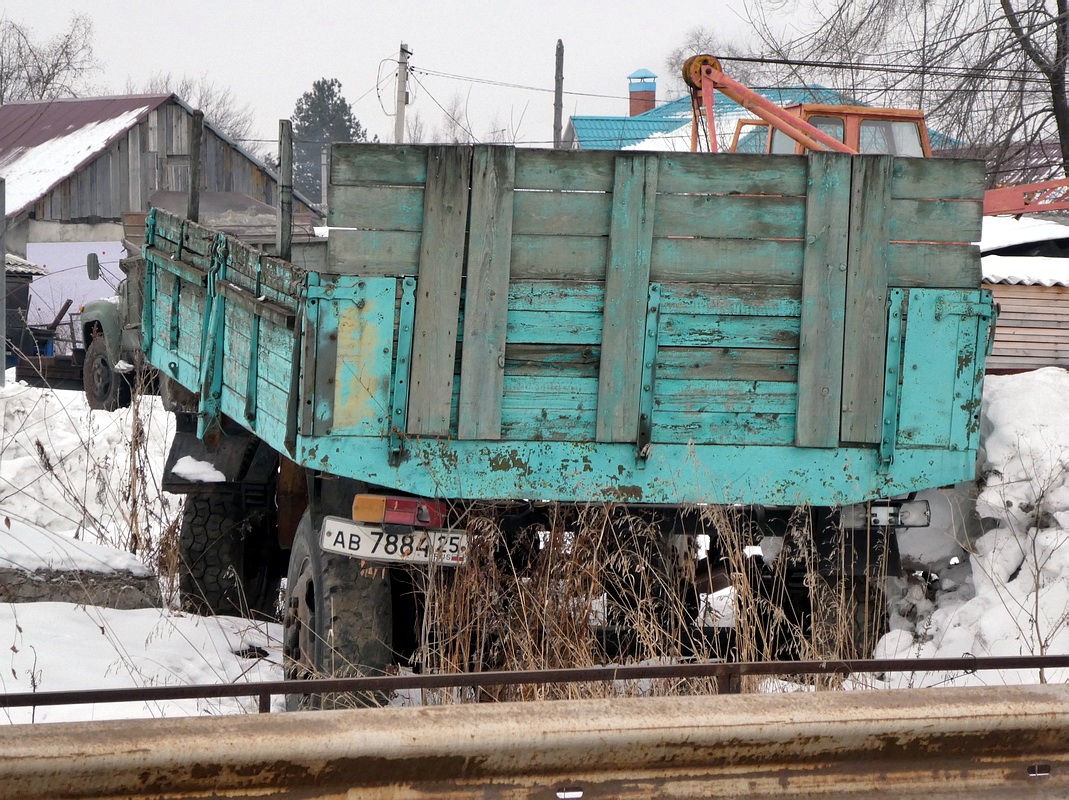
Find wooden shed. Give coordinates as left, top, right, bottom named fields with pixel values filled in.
left=0, top=93, right=321, bottom=256
left=981, top=216, right=1069, bottom=373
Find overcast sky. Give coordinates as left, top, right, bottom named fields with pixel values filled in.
left=19, top=1, right=755, bottom=149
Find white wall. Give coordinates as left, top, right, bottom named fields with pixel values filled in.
left=24, top=241, right=127, bottom=327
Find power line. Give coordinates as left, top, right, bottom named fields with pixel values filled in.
left=407, top=71, right=480, bottom=144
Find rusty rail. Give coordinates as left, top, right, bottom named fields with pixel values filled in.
left=4, top=654, right=1069, bottom=715
left=3, top=684, right=1069, bottom=798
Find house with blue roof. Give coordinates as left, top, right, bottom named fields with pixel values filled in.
left=564, top=70, right=957, bottom=152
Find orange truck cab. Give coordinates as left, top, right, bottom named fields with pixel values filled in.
left=729, top=104, right=934, bottom=157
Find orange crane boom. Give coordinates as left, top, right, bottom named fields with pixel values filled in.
left=683, top=53, right=1069, bottom=217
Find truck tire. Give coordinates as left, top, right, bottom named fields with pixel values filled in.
left=179, top=493, right=283, bottom=617
left=284, top=510, right=393, bottom=709
left=83, top=336, right=130, bottom=411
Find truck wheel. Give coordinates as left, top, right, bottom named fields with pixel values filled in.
left=83, top=336, right=130, bottom=411
left=284, top=510, right=393, bottom=709
left=179, top=493, right=282, bottom=617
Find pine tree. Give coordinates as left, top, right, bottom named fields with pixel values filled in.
left=291, top=78, right=369, bottom=201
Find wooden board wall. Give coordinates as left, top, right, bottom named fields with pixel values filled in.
left=318, top=145, right=984, bottom=449
left=987, top=282, right=1069, bottom=372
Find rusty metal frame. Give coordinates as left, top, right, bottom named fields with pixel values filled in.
left=5, top=682, right=1069, bottom=799
left=5, top=654, right=1069, bottom=715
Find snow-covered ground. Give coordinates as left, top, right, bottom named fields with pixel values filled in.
left=3, top=364, right=1069, bottom=723
left=0, top=381, right=283, bottom=724
left=876, top=368, right=1069, bottom=686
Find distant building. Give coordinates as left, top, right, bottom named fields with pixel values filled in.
left=4, top=252, right=46, bottom=359
left=0, top=94, right=321, bottom=324
left=564, top=70, right=957, bottom=152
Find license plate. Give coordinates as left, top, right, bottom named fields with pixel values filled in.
left=321, top=516, right=467, bottom=566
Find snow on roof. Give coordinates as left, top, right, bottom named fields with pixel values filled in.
left=4, top=252, right=45, bottom=276
left=982, top=254, right=1069, bottom=287
left=979, top=214, right=1069, bottom=253
left=0, top=95, right=168, bottom=217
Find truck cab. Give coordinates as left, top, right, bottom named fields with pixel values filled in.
left=729, top=104, right=933, bottom=157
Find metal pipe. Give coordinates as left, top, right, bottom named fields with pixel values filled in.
left=702, top=65, right=856, bottom=154
left=2, top=685, right=1069, bottom=799
left=5, top=654, right=1069, bottom=712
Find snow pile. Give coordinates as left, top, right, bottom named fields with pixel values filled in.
left=877, top=367, right=1069, bottom=685
left=979, top=214, right=1069, bottom=253
left=0, top=513, right=150, bottom=576
left=2, top=603, right=282, bottom=722
left=0, top=382, right=177, bottom=558
left=0, top=381, right=284, bottom=723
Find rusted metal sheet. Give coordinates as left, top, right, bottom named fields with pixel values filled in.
left=3, top=685, right=1069, bottom=799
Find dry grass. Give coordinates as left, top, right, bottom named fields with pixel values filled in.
left=406, top=502, right=892, bottom=702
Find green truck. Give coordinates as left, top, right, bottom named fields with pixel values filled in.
left=140, top=144, right=991, bottom=682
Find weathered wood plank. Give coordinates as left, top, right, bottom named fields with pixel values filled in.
left=656, top=346, right=798, bottom=382
left=511, top=191, right=612, bottom=236
left=841, top=155, right=892, bottom=444
left=653, top=194, right=806, bottom=240
left=508, top=281, right=604, bottom=312
left=327, top=229, right=421, bottom=275
left=514, top=149, right=615, bottom=191
left=650, top=238, right=806, bottom=283
left=796, top=152, right=851, bottom=448
left=652, top=412, right=797, bottom=446
left=887, top=243, right=980, bottom=288
left=506, top=310, right=603, bottom=344
left=596, top=154, right=659, bottom=442
left=407, top=146, right=472, bottom=436
left=329, top=143, right=429, bottom=188
left=658, top=314, right=798, bottom=348
left=890, top=158, right=986, bottom=201
left=327, top=185, right=425, bottom=232
left=888, top=198, right=981, bottom=244
left=657, top=153, right=808, bottom=196
left=458, top=146, right=516, bottom=440
left=510, top=234, right=607, bottom=280
left=504, top=344, right=600, bottom=377
left=653, top=379, right=797, bottom=414
left=658, top=283, right=801, bottom=316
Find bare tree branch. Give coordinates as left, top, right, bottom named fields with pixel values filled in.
left=0, top=14, right=96, bottom=104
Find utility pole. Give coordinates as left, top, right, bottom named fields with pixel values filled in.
left=0, top=178, right=5, bottom=388
left=187, top=110, right=204, bottom=223
left=321, top=147, right=329, bottom=216
left=554, top=40, right=564, bottom=149
left=395, top=42, right=411, bottom=144
left=277, top=119, right=293, bottom=262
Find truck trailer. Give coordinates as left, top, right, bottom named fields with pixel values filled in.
left=140, top=136, right=991, bottom=689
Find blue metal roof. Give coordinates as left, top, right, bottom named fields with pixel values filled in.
left=570, top=85, right=960, bottom=151
left=628, top=68, right=657, bottom=80
left=570, top=86, right=851, bottom=150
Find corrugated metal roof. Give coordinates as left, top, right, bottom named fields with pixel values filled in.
left=983, top=255, right=1069, bottom=287
left=5, top=252, right=46, bottom=276
left=0, top=94, right=170, bottom=217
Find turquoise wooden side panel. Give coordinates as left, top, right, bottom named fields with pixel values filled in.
left=296, top=435, right=978, bottom=506
left=143, top=148, right=993, bottom=509
left=896, top=288, right=990, bottom=450
left=309, top=278, right=396, bottom=439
